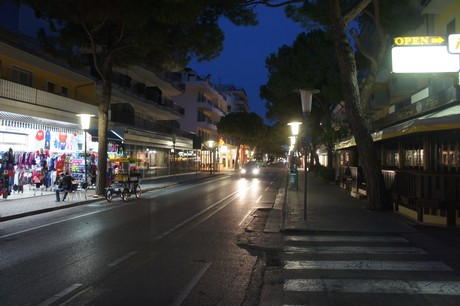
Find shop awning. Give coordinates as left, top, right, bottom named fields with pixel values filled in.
left=0, top=111, right=80, bottom=132
left=87, top=128, right=124, bottom=142
left=372, top=105, right=460, bottom=141
left=336, top=105, right=460, bottom=150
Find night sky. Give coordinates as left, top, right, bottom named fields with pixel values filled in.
left=8, top=2, right=305, bottom=123
left=189, top=6, right=304, bottom=122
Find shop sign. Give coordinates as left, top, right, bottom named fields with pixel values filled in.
left=35, top=130, right=44, bottom=141
left=393, top=36, right=445, bottom=46
left=392, top=45, right=460, bottom=73
left=448, top=34, right=460, bottom=54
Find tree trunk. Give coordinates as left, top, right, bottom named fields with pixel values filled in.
left=234, top=143, right=241, bottom=170
left=95, top=60, right=113, bottom=197
left=327, top=146, right=333, bottom=168
left=327, top=0, right=388, bottom=210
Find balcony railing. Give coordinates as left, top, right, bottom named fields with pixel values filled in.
left=373, top=83, right=460, bottom=130
left=198, top=100, right=226, bottom=116
left=0, top=79, right=96, bottom=115
left=110, top=72, right=184, bottom=117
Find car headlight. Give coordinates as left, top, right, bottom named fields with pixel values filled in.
left=252, top=168, right=260, bottom=175
left=241, top=169, right=247, bottom=174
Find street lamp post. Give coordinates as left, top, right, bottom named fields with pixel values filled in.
left=288, top=121, right=302, bottom=189
left=172, top=134, right=176, bottom=179
left=207, top=140, right=215, bottom=175
left=76, top=114, right=94, bottom=187
left=298, top=89, right=319, bottom=220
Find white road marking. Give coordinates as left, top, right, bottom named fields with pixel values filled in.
left=239, top=210, right=253, bottom=227
left=284, top=246, right=427, bottom=254
left=153, top=185, right=248, bottom=241
left=284, top=279, right=460, bottom=295
left=171, top=262, right=212, bottom=306
left=0, top=206, right=114, bottom=239
left=284, top=260, right=452, bottom=271
left=108, top=251, right=138, bottom=267
left=1, top=176, right=235, bottom=240
left=37, top=283, right=82, bottom=306
left=255, top=195, right=262, bottom=203
left=284, top=235, right=409, bottom=243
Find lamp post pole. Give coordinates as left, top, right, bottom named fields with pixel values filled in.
left=302, top=112, right=308, bottom=220
left=172, top=134, right=176, bottom=179
left=76, top=114, right=94, bottom=187
left=207, top=140, right=214, bottom=175
left=298, top=89, right=319, bottom=220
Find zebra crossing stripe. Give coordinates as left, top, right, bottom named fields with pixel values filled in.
left=284, top=246, right=427, bottom=254
left=284, top=279, right=460, bottom=295
left=284, top=235, right=408, bottom=243
left=283, top=260, right=452, bottom=271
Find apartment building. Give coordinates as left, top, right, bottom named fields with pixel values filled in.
left=172, top=69, right=251, bottom=170
left=0, top=1, right=195, bottom=184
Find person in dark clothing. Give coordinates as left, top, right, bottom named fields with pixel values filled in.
left=55, top=172, right=75, bottom=202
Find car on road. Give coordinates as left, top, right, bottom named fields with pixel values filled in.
left=240, top=162, right=260, bottom=177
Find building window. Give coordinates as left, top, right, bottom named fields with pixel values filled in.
left=405, top=149, right=423, bottom=168
left=447, top=19, right=455, bottom=35
left=47, top=82, right=55, bottom=93
left=385, top=150, right=399, bottom=167
left=61, top=86, right=68, bottom=97
left=197, top=91, right=207, bottom=102
left=439, top=140, right=459, bottom=171
left=12, top=66, right=32, bottom=86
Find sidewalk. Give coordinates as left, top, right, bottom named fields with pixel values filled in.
left=1, top=168, right=419, bottom=235
left=266, top=168, right=417, bottom=234
left=0, top=172, right=216, bottom=222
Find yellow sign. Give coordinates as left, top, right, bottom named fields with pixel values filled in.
left=448, top=34, right=460, bottom=54
left=393, top=36, right=445, bottom=46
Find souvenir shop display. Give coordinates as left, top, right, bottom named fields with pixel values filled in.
left=1, top=121, right=126, bottom=195
left=0, top=148, right=14, bottom=199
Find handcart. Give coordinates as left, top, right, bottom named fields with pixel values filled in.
left=105, top=157, right=142, bottom=202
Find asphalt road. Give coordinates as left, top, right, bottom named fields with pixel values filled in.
left=0, top=166, right=286, bottom=305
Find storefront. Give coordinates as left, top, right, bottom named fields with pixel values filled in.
left=0, top=111, right=93, bottom=197
left=107, top=127, right=197, bottom=179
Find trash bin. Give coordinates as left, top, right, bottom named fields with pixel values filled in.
left=290, top=166, right=298, bottom=189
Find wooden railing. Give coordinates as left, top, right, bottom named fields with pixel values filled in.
left=339, top=167, right=460, bottom=225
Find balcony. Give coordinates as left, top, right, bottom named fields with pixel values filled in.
left=198, top=99, right=225, bottom=118
left=373, top=83, right=460, bottom=130
left=0, top=79, right=97, bottom=122
left=97, top=82, right=184, bottom=121
left=197, top=117, right=217, bottom=131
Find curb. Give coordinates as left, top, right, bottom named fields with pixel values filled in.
left=0, top=174, right=221, bottom=222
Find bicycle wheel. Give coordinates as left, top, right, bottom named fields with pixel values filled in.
left=105, top=188, right=114, bottom=202
left=135, top=184, right=142, bottom=199
left=121, top=188, right=129, bottom=202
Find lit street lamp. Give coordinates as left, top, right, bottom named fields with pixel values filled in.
left=287, top=121, right=302, bottom=137
left=288, top=121, right=301, bottom=189
left=287, top=121, right=302, bottom=166
left=76, top=114, right=94, bottom=187
left=298, top=89, right=319, bottom=220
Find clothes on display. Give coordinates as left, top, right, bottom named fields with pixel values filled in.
left=0, top=146, right=95, bottom=198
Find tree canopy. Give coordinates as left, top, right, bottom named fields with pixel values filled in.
left=259, top=0, right=422, bottom=210
left=217, top=112, right=266, bottom=168
left=260, top=29, right=347, bottom=168
left=23, top=0, right=258, bottom=195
